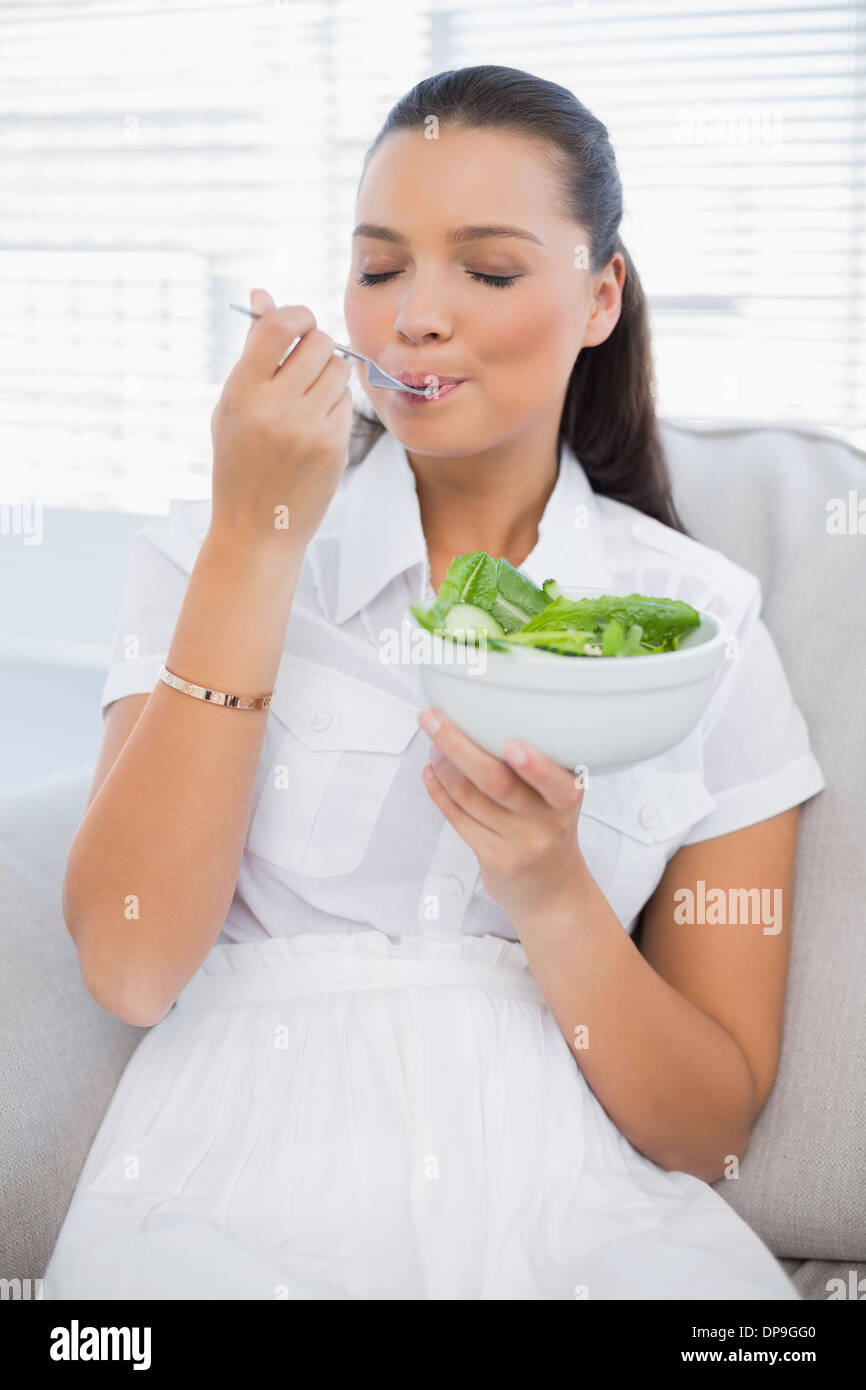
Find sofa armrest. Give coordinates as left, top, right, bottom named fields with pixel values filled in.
left=0, top=767, right=146, bottom=1278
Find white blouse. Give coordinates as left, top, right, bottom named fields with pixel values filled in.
left=100, top=426, right=826, bottom=947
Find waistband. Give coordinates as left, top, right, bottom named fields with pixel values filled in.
left=172, top=929, right=546, bottom=1011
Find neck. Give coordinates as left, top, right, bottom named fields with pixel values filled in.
left=406, top=421, right=562, bottom=578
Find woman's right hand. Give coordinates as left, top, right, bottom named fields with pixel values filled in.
left=209, top=288, right=355, bottom=555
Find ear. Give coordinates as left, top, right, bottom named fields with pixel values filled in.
left=582, top=252, right=626, bottom=349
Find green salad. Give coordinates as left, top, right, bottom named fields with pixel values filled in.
left=409, top=552, right=700, bottom=657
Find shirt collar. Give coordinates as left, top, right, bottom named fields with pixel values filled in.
left=329, top=426, right=610, bottom=626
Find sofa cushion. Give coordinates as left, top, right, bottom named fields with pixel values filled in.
left=661, top=421, right=866, bottom=1260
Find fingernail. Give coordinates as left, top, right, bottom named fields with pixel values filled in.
left=419, top=710, right=441, bottom=734
left=504, top=742, right=527, bottom=765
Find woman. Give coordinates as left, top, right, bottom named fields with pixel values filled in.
left=44, top=66, right=823, bottom=1300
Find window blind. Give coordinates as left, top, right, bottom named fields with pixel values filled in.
left=1, top=0, right=862, bottom=513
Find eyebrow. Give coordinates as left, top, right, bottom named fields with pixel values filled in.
left=352, top=223, right=545, bottom=247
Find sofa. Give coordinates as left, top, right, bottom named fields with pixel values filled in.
left=1, top=418, right=864, bottom=1299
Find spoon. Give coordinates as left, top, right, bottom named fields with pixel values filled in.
left=228, top=303, right=428, bottom=394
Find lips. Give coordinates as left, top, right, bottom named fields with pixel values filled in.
left=393, top=371, right=466, bottom=389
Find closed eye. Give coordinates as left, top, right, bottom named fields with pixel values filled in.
left=356, top=269, right=518, bottom=289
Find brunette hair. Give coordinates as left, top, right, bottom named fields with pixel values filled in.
left=349, top=63, right=689, bottom=534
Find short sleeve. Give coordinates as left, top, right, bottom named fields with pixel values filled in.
left=99, top=519, right=192, bottom=717
left=681, top=613, right=826, bottom=845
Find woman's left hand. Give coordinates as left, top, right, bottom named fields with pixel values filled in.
left=419, top=707, right=587, bottom=929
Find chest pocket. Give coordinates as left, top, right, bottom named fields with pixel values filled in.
left=246, top=651, right=421, bottom=878
left=577, top=743, right=719, bottom=930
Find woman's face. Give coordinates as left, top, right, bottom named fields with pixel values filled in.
left=343, top=125, right=623, bottom=456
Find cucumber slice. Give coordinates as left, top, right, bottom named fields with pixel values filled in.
left=443, top=604, right=506, bottom=637
left=601, top=618, right=624, bottom=656
left=541, top=578, right=563, bottom=600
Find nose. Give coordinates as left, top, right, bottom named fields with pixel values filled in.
left=392, top=274, right=453, bottom=344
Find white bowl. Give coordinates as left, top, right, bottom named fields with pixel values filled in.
left=407, top=585, right=728, bottom=773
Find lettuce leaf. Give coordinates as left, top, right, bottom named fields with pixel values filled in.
left=410, top=552, right=547, bottom=635
left=517, top=593, right=699, bottom=650
left=410, top=554, right=701, bottom=657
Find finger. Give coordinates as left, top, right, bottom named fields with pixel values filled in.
left=426, top=752, right=512, bottom=835
left=421, top=761, right=503, bottom=855
left=247, top=286, right=275, bottom=335
left=240, top=286, right=276, bottom=351
left=418, top=709, right=535, bottom=812
left=269, top=325, right=343, bottom=396
left=304, top=348, right=353, bottom=415
left=502, top=740, right=586, bottom=812
left=232, top=302, right=317, bottom=391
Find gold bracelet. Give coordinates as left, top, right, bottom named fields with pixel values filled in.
left=158, top=664, right=273, bottom=711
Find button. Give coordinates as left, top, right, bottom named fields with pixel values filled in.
left=443, top=874, right=464, bottom=896
left=309, top=705, right=333, bottom=732
left=638, top=801, right=660, bottom=830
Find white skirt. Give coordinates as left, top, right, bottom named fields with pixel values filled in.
left=43, top=929, right=800, bottom=1301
